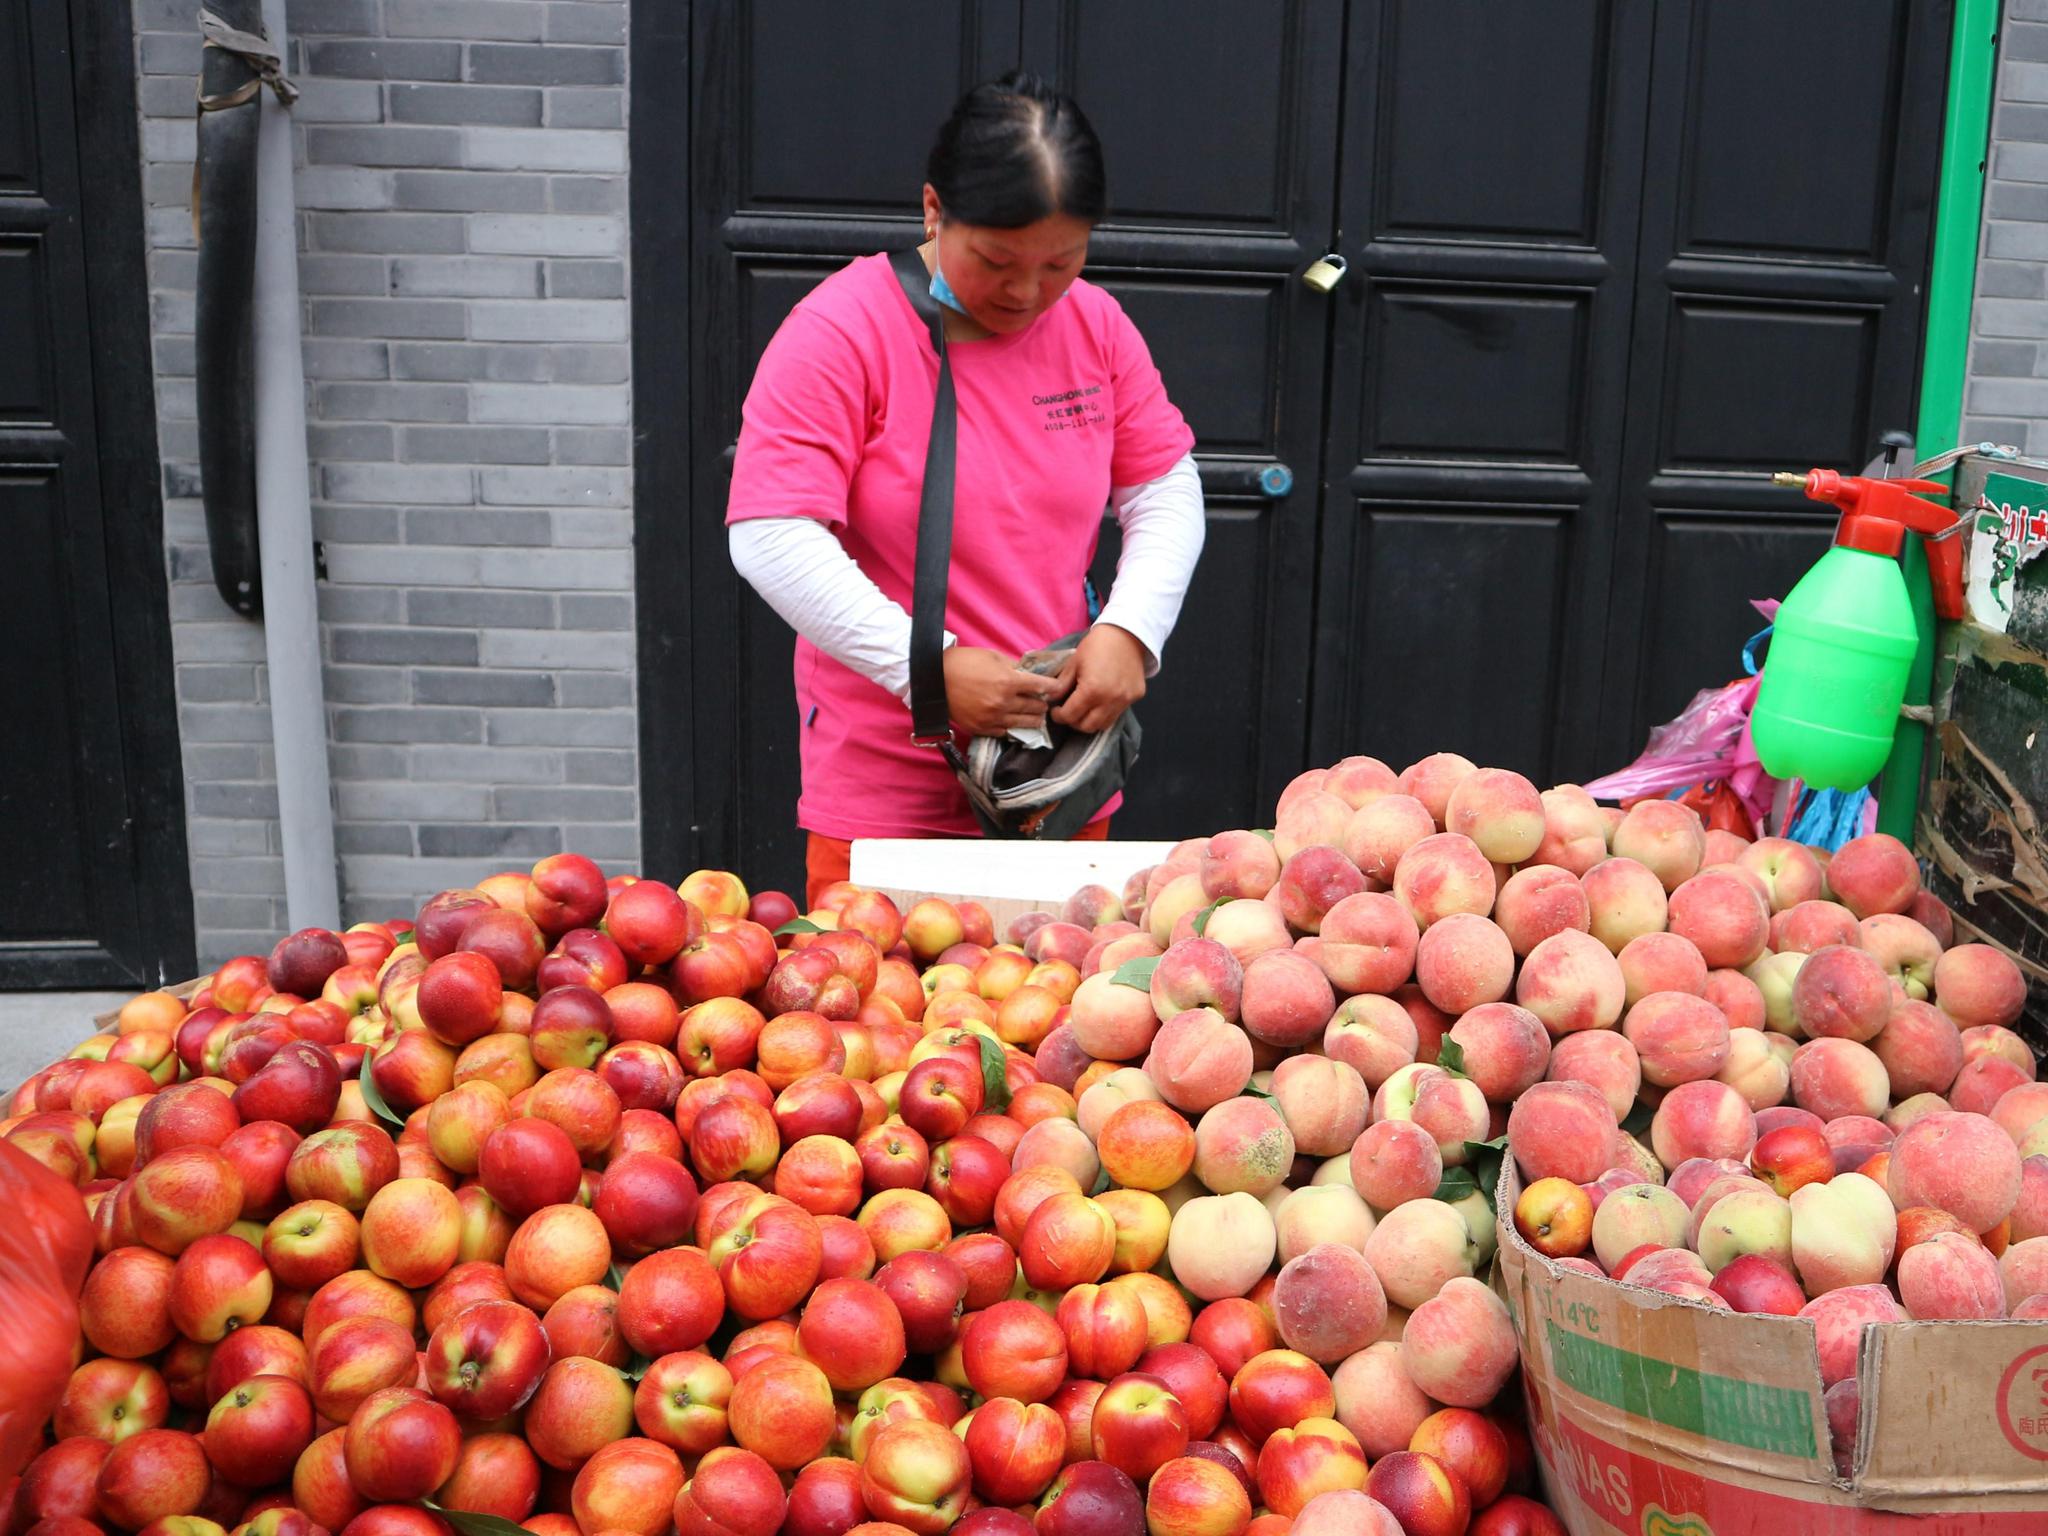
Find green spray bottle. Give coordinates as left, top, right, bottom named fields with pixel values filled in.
left=1750, top=467, right=1964, bottom=791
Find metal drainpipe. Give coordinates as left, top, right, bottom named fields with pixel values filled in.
left=253, top=0, right=341, bottom=929
left=1876, top=0, right=2001, bottom=842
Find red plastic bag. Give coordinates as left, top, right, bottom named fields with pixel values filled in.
left=0, top=1138, right=93, bottom=1479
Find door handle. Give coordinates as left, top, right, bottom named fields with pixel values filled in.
left=1196, top=460, right=1297, bottom=499
left=1301, top=253, right=1348, bottom=293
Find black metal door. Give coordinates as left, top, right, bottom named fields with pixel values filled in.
left=1311, top=1, right=1655, bottom=784
left=1, top=0, right=189, bottom=986
left=1596, top=0, right=1951, bottom=767
left=637, top=1, right=1949, bottom=884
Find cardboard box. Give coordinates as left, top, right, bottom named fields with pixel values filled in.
left=1496, top=1165, right=2048, bottom=1533
left=91, top=974, right=204, bottom=1034
left=848, top=837, right=1177, bottom=934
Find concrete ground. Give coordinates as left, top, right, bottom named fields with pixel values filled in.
left=1, top=991, right=128, bottom=1096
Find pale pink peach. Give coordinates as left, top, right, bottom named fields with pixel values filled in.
left=1936, top=945, right=2030, bottom=1032
left=1274, top=846, right=1369, bottom=936
left=1323, top=995, right=1419, bottom=1092
left=1373, top=1065, right=1489, bottom=1168
left=1203, top=899, right=1295, bottom=970
left=1611, top=800, right=1707, bottom=893
left=1545, top=1030, right=1642, bottom=1123
left=1702, top=968, right=1767, bottom=1034
left=1666, top=870, right=1771, bottom=971
left=1770, top=900, right=1863, bottom=956
left=1331, top=1342, right=1436, bottom=1459
left=1342, top=795, right=1439, bottom=885
left=1201, top=829, right=1284, bottom=903
left=1532, top=785, right=1610, bottom=876
left=1826, top=833, right=1920, bottom=920
left=1623, top=992, right=1732, bottom=1087
left=1348, top=1119, right=1443, bottom=1212
left=1872, top=999, right=1964, bottom=1099
left=1790, top=1037, right=1891, bottom=1123
left=1505, top=1080, right=1618, bottom=1186
left=1193, top=1096, right=1297, bottom=1198
left=1887, top=1111, right=2022, bottom=1234
left=1493, top=866, right=1592, bottom=958
left=1397, top=753, right=1478, bottom=828
left=1324, top=754, right=1402, bottom=809
left=1516, top=929, right=1626, bottom=1036
left=1715, top=1028, right=1790, bottom=1112
left=1299, top=892, right=1418, bottom=997
left=1797, top=1285, right=1904, bottom=1388
left=2001, top=1237, right=2048, bottom=1311
left=1952, top=1056, right=2032, bottom=1118
left=1737, top=838, right=1827, bottom=914
left=1150, top=938, right=1245, bottom=1026
left=1359, top=1197, right=1478, bottom=1310
left=1443, top=768, right=1545, bottom=866
left=1445, top=1003, right=1550, bottom=1104
left=1618, top=932, right=1708, bottom=1009
left=1400, top=1277, right=1517, bottom=1407
left=1650, top=1081, right=1756, bottom=1169
left=2013, top=1157, right=2048, bottom=1243
left=1276, top=790, right=1358, bottom=864
left=1239, top=950, right=1337, bottom=1050
left=1962, top=1023, right=2036, bottom=1078
left=1898, top=1231, right=2005, bottom=1321
left=1269, top=1056, right=1370, bottom=1159
left=1790, top=946, right=1893, bottom=1044
left=1581, top=857, right=1669, bottom=955
left=1858, top=913, right=1942, bottom=1000
left=1146, top=1008, right=1255, bottom=1115
left=1414, top=914, right=1513, bottom=1016
left=1390, top=833, right=1496, bottom=931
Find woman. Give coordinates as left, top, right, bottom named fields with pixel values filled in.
left=729, top=72, right=1205, bottom=908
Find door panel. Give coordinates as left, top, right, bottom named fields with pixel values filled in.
left=1599, top=0, right=1949, bottom=760
left=0, top=0, right=186, bottom=984
left=1329, top=501, right=1574, bottom=773
left=1361, top=286, right=1591, bottom=463
left=1674, top=2, right=1911, bottom=261
left=1373, top=6, right=1614, bottom=243
left=1314, top=0, right=1654, bottom=786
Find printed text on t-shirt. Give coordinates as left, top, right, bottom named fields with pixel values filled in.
left=1035, top=384, right=1106, bottom=433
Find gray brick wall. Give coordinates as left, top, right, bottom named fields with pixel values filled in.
left=1967, top=11, right=2048, bottom=450
left=135, top=0, right=638, bottom=966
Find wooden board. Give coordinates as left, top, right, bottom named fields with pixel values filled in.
left=848, top=839, right=1178, bottom=936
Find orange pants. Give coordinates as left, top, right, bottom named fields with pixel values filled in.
left=805, top=819, right=1111, bottom=910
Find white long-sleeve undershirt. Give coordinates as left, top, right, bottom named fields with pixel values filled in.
left=728, top=451, right=1206, bottom=700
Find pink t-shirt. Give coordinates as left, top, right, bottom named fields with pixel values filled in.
left=728, top=253, right=1195, bottom=839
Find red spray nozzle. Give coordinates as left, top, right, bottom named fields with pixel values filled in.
left=1774, top=467, right=1965, bottom=622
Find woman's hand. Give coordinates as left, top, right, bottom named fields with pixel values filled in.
left=1050, top=624, right=1148, bottom=734
left=943, top=646, right=1061, bottom=737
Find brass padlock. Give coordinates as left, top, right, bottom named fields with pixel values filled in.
left=1301, top=253, right=1348, bottom=293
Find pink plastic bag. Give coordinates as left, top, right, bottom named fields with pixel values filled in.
left=1584, top=676, right=1760, bottom=802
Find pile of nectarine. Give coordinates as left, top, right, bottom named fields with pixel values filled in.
left=4, top=750, right=2036, bottom=1536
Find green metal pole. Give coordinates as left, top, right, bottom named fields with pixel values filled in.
left=1877, top=0, right=2001, bottom=843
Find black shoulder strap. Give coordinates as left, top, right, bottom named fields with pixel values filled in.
left=888, top=246, right=956, bottom=747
